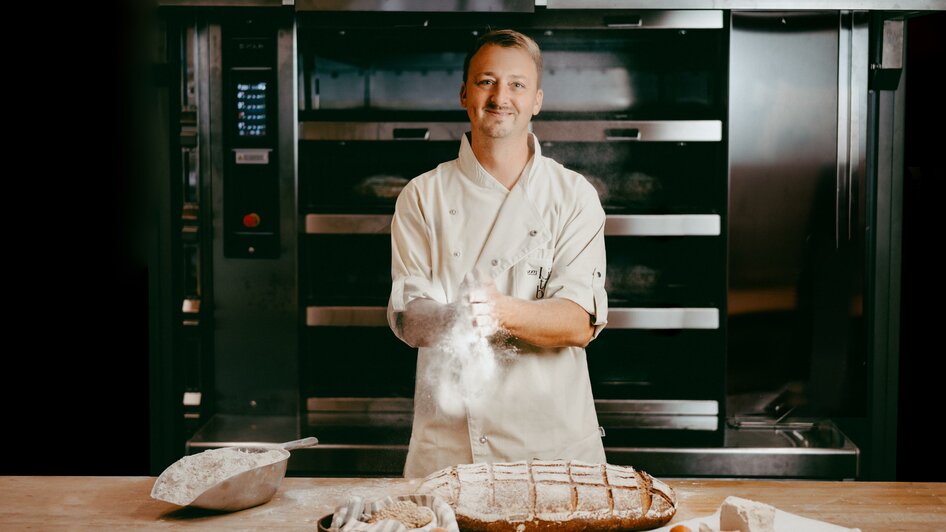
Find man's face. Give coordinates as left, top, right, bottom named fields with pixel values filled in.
left=460, top=44, right=543, bottom=141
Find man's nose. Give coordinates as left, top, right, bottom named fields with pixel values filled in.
left=491, top=83, right=511, bottom=105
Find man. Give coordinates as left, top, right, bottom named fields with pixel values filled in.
left=387, top=29, right=608, bottom=478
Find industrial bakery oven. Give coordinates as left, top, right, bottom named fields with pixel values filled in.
left=297, top=8, right=728, bottom=460
left=152, top=1, right=926, bottom=480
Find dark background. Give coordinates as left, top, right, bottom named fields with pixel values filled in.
left=896, top=10, right=945, bottom=483
left=3, top=4, right=942, bottom=480
left=6, top=2, right=151, bottom=475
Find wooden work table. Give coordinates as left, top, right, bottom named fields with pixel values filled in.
left=0, top=476, right=943, bottom=530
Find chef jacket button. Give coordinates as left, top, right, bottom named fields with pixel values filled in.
left=454, top=251, right=461, bottom=257
left=529, top=229, right=537, bottom=236
left=479, top=435, right=488, bottom=444
left=450, top=209, right=457, bottom=215
left=490, top=259, right=498, bottom=266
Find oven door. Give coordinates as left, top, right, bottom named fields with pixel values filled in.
left=541, top=122, right=727, bottom=447
left=297, top=8, right=728, bottom=455
left=299, top=122, right=470, bottom=408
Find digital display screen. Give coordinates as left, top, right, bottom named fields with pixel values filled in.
left=236, top=81, right=267, bottom=138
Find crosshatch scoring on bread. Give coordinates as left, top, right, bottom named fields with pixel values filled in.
left=416, top=460, right=677, bottom=532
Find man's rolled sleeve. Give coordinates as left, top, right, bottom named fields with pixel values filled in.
left=544, top=185, right=609, bottom=340
left=387, top=182, right=441, bottom=344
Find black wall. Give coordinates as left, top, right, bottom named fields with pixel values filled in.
left=3, top=1, right=151, bottom=475
left=897, top=10, right=945, bottom=483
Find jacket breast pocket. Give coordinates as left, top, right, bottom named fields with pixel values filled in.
left=514, top=249, right=553, bottom=301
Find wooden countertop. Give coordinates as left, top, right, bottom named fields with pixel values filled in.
left=1, top=476, right=943, bottom=531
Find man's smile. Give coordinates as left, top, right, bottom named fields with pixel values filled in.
left=485, top=108, right=514, bottom=116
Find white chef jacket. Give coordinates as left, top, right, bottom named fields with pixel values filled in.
left=388, top=132, right=608, bottom=478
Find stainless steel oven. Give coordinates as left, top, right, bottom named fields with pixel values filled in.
left=295, top=9, right=730, bottom=461
left=150, top=1, right=932, bottom=481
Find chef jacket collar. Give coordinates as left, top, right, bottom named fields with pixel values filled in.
left=458, top=131, right=541, bottom=191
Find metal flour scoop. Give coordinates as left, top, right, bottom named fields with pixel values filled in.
left=152, top=436, right=319, bottom=512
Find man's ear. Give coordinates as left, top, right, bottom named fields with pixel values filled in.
left=459, top=83, right=467, bottom=107
left=533, top=88, right=544, bottom=116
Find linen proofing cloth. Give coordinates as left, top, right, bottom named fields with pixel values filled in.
left=330, top=494, right=459, bottom=532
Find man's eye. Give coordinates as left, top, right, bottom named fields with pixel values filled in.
left=513, top=82, right=525, bottom=89
left=478, top=79, right=495, bottom=86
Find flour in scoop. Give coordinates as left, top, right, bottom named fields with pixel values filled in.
left=152, top=448, right=286, bottom=506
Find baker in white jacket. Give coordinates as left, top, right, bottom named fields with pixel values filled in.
left=388, top=29, right=609, bottom=479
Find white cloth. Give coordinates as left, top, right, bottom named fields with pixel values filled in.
left=330, top=494, right=459, bottom=532
left=388, top=132, right=608, bottom=478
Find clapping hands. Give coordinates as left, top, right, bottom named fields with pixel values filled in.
left=460, top=271, right=501, bottom=338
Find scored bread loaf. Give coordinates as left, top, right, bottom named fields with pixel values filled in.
left=416, top=460, right=677, bottom=531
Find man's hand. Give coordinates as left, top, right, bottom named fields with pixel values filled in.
left=398, top=273, right=499, bottom=347
left=463, top=271, right=594, bottom=348
left=462, top=273, right=500, bottom=338
left=400, top=271, right=594, bottom=349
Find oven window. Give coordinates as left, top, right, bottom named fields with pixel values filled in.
left=304, top=234, right=392, bottom=306
left=302, top=327, right=417, bottom=399
left=298, top=18, right=724, bottom=120
left=300, top=141, right=458, bottom=214
left=605, top=236, right=725, bottom=308
left=587, top=329, right=725, bottom=401
left=541, top=142, right=724, bottom=214
left=535, top=30, right=723, bottom=118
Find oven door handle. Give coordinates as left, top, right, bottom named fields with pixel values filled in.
left=301, top=122, right=468, bottom=141
left=532, top=121, right=721, bottom=142
left=604, top=15, right=642, bottom=28
left=605, top=128, right=641, bottom=141
left=392, top=127, right=430, bottom=141
left=607, top=308, right=719, bottom=330
left=544, top=6, right=724, bottom=30
left=604, top=215, right=720, bottom=236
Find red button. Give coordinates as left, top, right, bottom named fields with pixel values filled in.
left=243, top=213, right=261, bottom=228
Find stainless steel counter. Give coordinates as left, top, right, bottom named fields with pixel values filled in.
left=187, top=413, right=858, bottom=479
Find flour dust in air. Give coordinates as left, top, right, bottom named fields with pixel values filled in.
left=426, top=278, right=515, bottom=417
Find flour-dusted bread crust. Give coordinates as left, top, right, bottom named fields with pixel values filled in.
left=416, top=460, right=677, bottom=531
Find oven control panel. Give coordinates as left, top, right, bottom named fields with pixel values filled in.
left=223, top=22, right=278, bottom=258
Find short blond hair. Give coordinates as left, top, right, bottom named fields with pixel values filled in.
left=463, top=29, right=543, bottom=87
